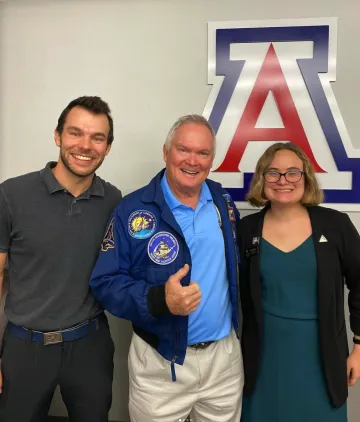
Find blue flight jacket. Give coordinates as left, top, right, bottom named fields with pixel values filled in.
left=90, top=169, right=241, bottom=369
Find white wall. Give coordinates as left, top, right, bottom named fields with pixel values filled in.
left=0, top=0, right=359, bottom=421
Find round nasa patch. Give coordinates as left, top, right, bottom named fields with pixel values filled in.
left=148, top=232, right=179, bottom=265
left=128, top=210, right=157, bottom=239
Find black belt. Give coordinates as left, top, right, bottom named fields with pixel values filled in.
left=133, top=325, right=216, bottom=351
left=188, top=341, right=215, bottom=350
left=8, top=315, right=102, bottom=345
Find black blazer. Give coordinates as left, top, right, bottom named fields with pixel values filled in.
left=237, top=205, right=360, bottom=408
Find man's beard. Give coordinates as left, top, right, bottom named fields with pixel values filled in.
left=60, top=148, right=104, bottom=178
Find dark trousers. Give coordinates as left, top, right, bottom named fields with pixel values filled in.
left=0, top=315, right=114, bottom=422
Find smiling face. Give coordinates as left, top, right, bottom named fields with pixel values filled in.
left=263, top=149, right=305, bottom=206
left=163, top=123, right=214, bottom=198
left=54, top=106, right=111, bottom=179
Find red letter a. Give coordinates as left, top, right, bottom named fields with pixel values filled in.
left=215, top=44, right=324, bottom=173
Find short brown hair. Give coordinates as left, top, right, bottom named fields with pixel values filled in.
left=246, top=142, right=324, bottom=207
left=56, top=96, right=114, bottom=145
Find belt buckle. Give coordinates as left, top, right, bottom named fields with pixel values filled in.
left=44, top=331, right=63, bottom=345
left=189, top=341, right=213, bottom=350
left=196, top=342, right=210, bottom=350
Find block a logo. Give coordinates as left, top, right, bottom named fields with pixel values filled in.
left=203, top=18, right=360, bottom=210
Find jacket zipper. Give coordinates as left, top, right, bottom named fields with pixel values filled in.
left=234, top=240, right=241, bottom=337
left=170, top=326, right=179, bottom=381
left=217, top=200, right=241, bottom=336
left=172, top=325, right=179, bottom=363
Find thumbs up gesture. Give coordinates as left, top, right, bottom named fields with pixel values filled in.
left=165, top=264, right=202, bottom=316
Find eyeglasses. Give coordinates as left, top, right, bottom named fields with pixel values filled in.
left=263, top=170, right=304, bottom=183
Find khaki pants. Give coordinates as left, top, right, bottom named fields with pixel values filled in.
left=128, top=330, right=244, bottom=422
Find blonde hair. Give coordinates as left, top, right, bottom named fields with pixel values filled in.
left=246, top=142, right=324, bottom=207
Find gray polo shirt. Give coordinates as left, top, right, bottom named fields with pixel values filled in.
left=0, top=162, right=122, bottom=331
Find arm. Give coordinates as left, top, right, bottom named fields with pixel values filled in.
left=0, top=253, right=6, bottom=302
left=0, top=253, right=4, bottom=392
left=90, top=209, right=163, bottom=327
left=338, top=213, right=360, bottom=385
left=0, top=187, right=11, bottom=301
left=0, top=187, right=11, bottom=395
left=340, top=213, right=360, bottom=337
left=90, top=207, right=200, bottom=326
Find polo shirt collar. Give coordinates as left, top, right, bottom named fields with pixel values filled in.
left=160, top=171, right=212, bottom=210
left=40, top=162, right=104, bottom=197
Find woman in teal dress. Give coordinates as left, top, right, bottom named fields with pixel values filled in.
left=237, top=142, right=360, bottom=422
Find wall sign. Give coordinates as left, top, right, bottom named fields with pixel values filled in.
left=204, top=18, right=360, bottom=210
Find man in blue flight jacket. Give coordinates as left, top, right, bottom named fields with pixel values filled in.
left=90, top=114, right=244, bottom=422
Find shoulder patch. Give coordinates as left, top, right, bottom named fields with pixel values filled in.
left=223, top=193, right=232, bottom=203
left=228, top=206, right=236, bottom=222
left=101, top=217, right=115, bottom=252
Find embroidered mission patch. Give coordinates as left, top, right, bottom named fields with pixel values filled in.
left=101, top=217, right=115, bottom=252
left=128, top=210, right=157, bottom=239
left=147, top=232, right=179, bottom=265
left=228, top=206, right=236, bottom=222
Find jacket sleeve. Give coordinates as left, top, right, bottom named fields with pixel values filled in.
left=339, top=213, right=360, bottom=336
left=89, top=207, right=170, bottom=326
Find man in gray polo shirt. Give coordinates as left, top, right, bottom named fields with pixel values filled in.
left=0, top=96, right=122, bottom=422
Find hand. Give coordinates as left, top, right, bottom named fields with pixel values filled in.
left=165, top=264, right=201, bottom=316
left=347, top=346, right=360, bottom=386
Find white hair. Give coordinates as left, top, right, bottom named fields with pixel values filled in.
left=164, top=114, right=216, bottom=155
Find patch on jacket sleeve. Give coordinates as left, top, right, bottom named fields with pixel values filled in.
left=223, top=193, right=232, bottom=203
left=228, top=206, right=236, bottom=222
left=101, top=217, right=115, bottom=252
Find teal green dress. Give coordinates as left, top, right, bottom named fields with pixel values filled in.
left=241, top=236, right=347, bottom=422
